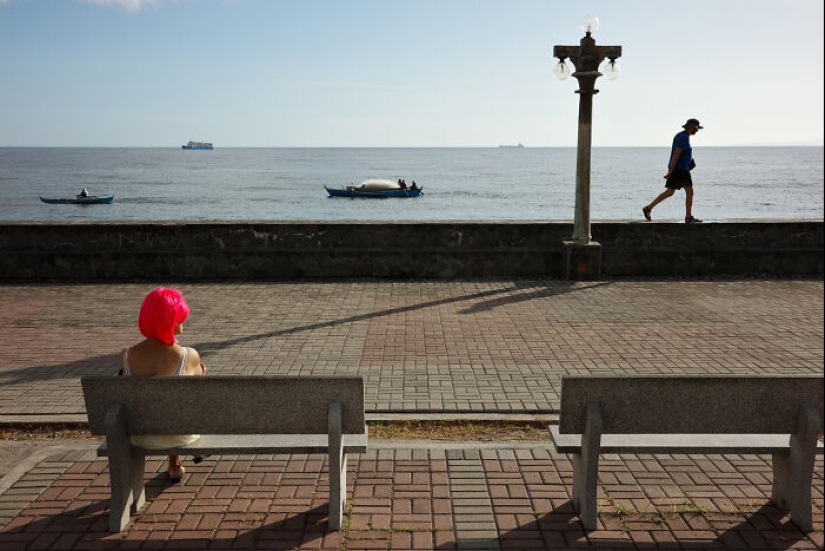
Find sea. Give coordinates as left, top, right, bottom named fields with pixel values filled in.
left=0, top=146, right=822, bottom=223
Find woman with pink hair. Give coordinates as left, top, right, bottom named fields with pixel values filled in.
left=119, top=287, right=206, bottom=482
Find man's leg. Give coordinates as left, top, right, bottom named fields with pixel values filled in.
left=684, top=186, right=694, bottom=219
left=646, top=188, right=675, bottom=211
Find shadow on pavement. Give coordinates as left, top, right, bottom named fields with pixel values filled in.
left=3, top=501, right=330, bottom=550
left=0, top=280, right=602, bottom=383
left=487, top=501, right=815, bottom=550
left=192, top=280, right=593, bottom=355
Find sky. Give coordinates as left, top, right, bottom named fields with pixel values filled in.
left=1, top=0, right=823, bottom=147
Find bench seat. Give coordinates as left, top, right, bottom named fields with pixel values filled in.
left=97, top=432, right=368, bottom=457
left=551, top=426, right=825, bottom=455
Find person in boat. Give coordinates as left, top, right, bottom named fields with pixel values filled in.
left=410, top=181, right=418, bottom=190
left=118, top=288, right=207, bottom=483
left=398, top=179, right=407, bottom=190
left=78, top=188, right=89, bottom=198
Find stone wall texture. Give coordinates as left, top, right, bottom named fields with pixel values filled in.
left=0, top=221, right=821, bottom=281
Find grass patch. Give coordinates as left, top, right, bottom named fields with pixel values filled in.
left=367, top=419, right=549, bottom=441
left=0, top=424, right=100, bottom=441
left=1, top=420, right=550, bottom=442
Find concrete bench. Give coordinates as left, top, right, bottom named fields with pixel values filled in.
left=550, top=375, right=824, bottom=531
left=81, top=375, right=367, bottom=533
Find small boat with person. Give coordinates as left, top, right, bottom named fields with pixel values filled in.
left=40, top=188, right=114, bottom=204
left=325, top=179, right=422, bottom=198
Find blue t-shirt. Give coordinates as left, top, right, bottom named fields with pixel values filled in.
left=668, top=130, right=693, bottom=171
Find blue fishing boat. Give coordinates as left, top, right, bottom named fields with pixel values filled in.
left=325, top=179, right=422, bottom=198
left=40, top=194, right=114, bottom=205
left=325, top=186, right=422, bottom=198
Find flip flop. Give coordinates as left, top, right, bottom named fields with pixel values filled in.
left=685, top=216, right=703, bottom=224
left=642, top=207, right=652, bottom=221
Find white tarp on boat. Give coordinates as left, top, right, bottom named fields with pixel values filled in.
left=349, top=179, right=400, bottom=191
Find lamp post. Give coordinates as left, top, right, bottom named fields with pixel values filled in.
left=553, top=15, right=621, bottom=279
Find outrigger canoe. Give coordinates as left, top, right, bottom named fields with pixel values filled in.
left=40, top=195, right=114, bottom=205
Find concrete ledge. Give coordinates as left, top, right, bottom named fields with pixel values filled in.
left=0, top=220, right=821, bottom=280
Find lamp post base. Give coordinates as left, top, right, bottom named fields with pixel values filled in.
left=563, top=240, right=602, bottom=280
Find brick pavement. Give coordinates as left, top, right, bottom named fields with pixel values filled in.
left=0, top=280, right=822, bottom=416
left=0, top=445, right=822, bottom=550
left=0, top=279, right=822, bottom=549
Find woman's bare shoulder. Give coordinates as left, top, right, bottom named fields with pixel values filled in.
left=185, top=346, right=201, bottom=361
left=184, top=346, right=203, bottom=374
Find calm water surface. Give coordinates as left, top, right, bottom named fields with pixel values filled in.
left=0, top=147, right=822, bottom=222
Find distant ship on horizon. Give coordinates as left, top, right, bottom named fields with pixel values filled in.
left=182, top=140, right=213, bottom=150
left=499, top=143, right=525, bottom=149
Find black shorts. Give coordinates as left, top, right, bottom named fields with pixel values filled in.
left=666, top=169, right=693, bottom=189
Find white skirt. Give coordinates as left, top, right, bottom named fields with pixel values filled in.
left=130, top=434, right=201, bottom=450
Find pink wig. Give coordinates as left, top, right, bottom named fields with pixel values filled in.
left=138, top=288, right=190, bottom=345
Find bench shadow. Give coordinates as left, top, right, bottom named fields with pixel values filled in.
left=490, top=501, right=815, bottom=550
left=2, top=499, right=330, bottom=550
left=7, top=497, right=813, bottom=551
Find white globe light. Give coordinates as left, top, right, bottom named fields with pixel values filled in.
left=603, top=59, right=621, bottom=80
left=582, top=14, right=599, bottom=34
left=553, top=60, right=571, bottom=81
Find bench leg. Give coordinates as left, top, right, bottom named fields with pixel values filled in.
left=572, top=402, right=602, bottom=531
left=129, top=454, right=146, bottom=513
left=105, top=404, right=145, bottom=532
left=328, top=401, right=346, bottom=531
left=771, top=451, right=789, bottom=509
left=329, top=452, right=347, bottom=531
left=771, top=403, right=819, bottom=532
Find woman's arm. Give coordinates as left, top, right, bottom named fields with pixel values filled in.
left=185, top=347, right=206, bottom=375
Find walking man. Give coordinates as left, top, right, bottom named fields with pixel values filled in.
left=643, top=118, right=703, bottom=223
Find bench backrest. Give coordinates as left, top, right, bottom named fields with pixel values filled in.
left=558, top=375, right=824, bottom=434
left=81, top=376, right=365, bottom=436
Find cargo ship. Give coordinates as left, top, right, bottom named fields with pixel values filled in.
left=181, top=141, right=214, bottom=150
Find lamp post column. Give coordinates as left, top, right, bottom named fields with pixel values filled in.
left=553, top=19, right=621, bottom=279
left=572, top=69, right=599, bottom=244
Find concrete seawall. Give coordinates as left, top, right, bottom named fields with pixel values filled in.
left=1, top=221, right=822, bottom=281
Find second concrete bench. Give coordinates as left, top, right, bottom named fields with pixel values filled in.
left=550, top=374, right=823, bottom=531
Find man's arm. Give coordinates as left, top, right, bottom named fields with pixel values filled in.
left=664, top=147, right=682, bottom=179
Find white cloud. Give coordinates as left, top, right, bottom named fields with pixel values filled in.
left=83, top=0, right=161, bottom=11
